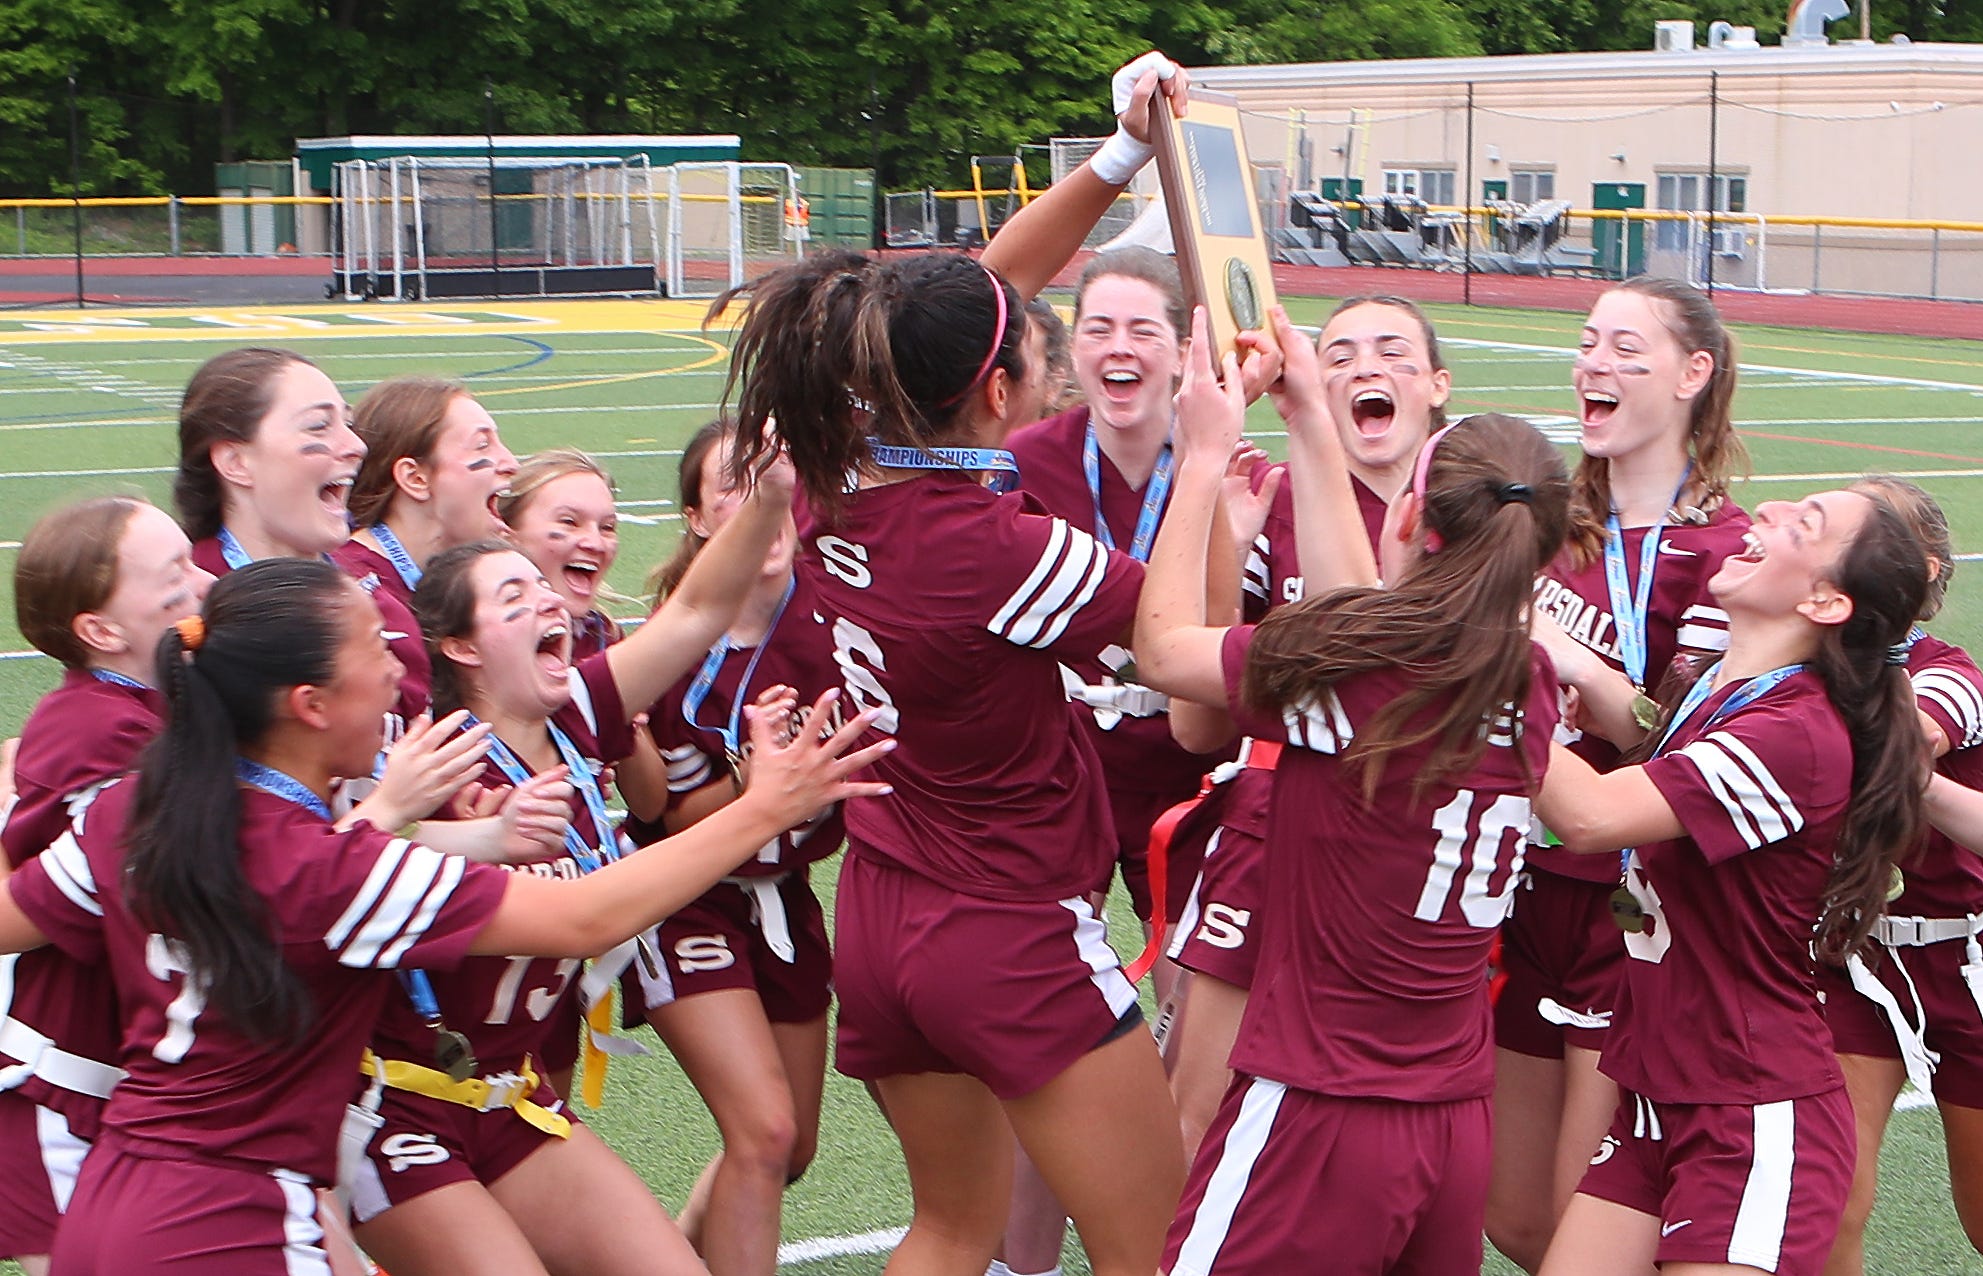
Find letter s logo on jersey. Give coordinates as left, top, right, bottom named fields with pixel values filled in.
left=381, top=1133, right=451, bottom=1174
left=1194, top=904, right=1253, bottom=950
left=674, top=935, right=737, bottom=974
left=1589, top=1134, right=1621, bottom=1167
left=817, top=536, right=873, bottom=589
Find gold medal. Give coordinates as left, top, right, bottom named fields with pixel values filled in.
left=1631, top=693, right=1660, bottom=734
left=1887, top=865, right=1906, bottom=903
left=1609, top=885, right=1648, bottom=935
left=433, top=1028, right=478, bottom=1083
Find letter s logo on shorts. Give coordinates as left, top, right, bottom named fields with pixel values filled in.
left=1194, top=904, right=1252, bottom=950
left=816, top=536, right=873, bottom=589
left=380, top=1133, right=451, bottom=1174
left=673, top=935, right=737, bottom=974
left=1589, top=1134, right=1621, bottom=1168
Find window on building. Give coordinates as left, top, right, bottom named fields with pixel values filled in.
left=1655, top=172, right=1749, bottom=251
left=1510, top=169, right=1555, bottom=204
left=1383, top=168, right=1456, bottom=207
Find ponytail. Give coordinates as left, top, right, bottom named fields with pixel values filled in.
left=1810, top=496, right=1931, bottom=962
left=124, top=558, right=349, bottom=1044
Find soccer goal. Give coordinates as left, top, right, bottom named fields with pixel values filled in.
left=330, top=154, right=666, bottom=300
left=1049, top=137, right=1163, bottom=250
left=665, top=162, right=805, bottom=299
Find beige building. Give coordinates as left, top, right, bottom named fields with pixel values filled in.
left=1191, top=38, right=1983, bottom=298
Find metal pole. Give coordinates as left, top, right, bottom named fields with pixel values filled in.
left=1931, top=226, right=1941, bottom=300
left=168, top=195, right=180, bottom=255
left=1706, top=71, right=1718, bottom=294
left=485, top=81, right=500, bottom=284
left=1463, top=82, right=1475, bottom=306
left=67, top=73, right=84, bottom=308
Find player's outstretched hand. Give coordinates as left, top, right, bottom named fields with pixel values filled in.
left=1222, top=444, right=1284, bottom=552
left=496, top=767, right=576, bottom=864
left=738, top=688, right=894, bottom=830
left=1264, top=305, right=1327, bottom=436
left=362, top=711, right=494, bottom=829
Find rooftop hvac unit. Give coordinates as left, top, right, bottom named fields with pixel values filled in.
left=1655, top=19, right=1696, bottom=51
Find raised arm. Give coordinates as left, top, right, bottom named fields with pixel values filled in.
left=981, top=52, right=1187, bottom=300
left=1533, top=742, right=1685, bottom=854
left=1134, top=307, right=1242, bottom=708
left=1531, top=611, right=1653, bottom=751
left=1267, top=307, right=1378, bottom=597
left=606, top=454, right=794, bottom=713
left=1925, top=773, right=1983, bottom=850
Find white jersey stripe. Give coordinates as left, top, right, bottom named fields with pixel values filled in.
left=337, top=843, right=448, bottom=968
left=1282, top=691, right=1352, bottom=755
left=662, top=743, right=712, bottom=792
left=1676, top=736, right=1799, bottom=850
left=1171, top=1077, right=1289, bottom=1276
left=1707, top=729, right=1803, bottom=843
left=1726, top=1100, right=1795, bottom=1271
left=326, top=840, right=409, bottom=949
left=998, top=525, right=1107, bottom=647
left=1676, top=623, right=1730, bottom=652
left=1032, top=543, right=1111, bottom=649
left=375, top=854, right=469, bottom=968
left=39, top=832, right=103, bottom=918
left=564, top=665, right=601, bottom=738
left=988, top=518, right=1070, bottom=637
left=1915, top=668, right=1983, bottom=750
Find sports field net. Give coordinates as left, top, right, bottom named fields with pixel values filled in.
left=665, top=162, right=805, bottom=299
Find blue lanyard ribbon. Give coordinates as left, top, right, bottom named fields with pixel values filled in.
left=682, top=578, right=795, bottom=759
left=217, top=527, right=254, bottom=572
left=1083, top=425, right=1172, bottom=562
left=89, top=668, right=150, bottom=691
left=1601, top=466, right=1692, bottom=689
left=369, top=524, right=423, bottom=591
left=866, top=439, right=1020, bottom=495
left=1623, top=659, right=1807, bottom=876
left=234, top=757, right=331, bottom=821
left=465, top=716, right=617, bottom=874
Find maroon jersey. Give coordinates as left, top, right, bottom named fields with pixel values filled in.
left=1221, top=627, right=1559, bottom=1101
left=195, top=534, right=430, bottom=723
left=570, top=609, right=619, bottom=664
left=328, top=538, right=433, bottom=723
left=1242, top=474, right=1386, bottom=621
left=1889, top=632, right=1983, bottom=917
left=1, top=671, right=162, bottom=1137
left=802, top=470, right=1141, bottom=901
left=7, top=782, right=506, bottom=1182
left=372, top=651, right=633, bottom=1072
left=1604, top=669, right=1850, bottom=1104
left=1528, top=501, right=1751, bottom=883
left=634, top=570, right=845, bottom=875
left=1008, top=408, right=1202, bottom=803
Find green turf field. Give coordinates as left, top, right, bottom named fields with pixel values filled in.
left=2, top=293, right=1981, bottom=1274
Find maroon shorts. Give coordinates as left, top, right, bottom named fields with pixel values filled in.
left=1107, top=786, right=1181, bottom=921
left=1164, top=1076, right=1490, bottom=1276
left=1169, top=825, right=1264, bottom=989
left=1494, top=867, right=1629, bottom=1056
left=833, top=851, right=1141, bottom=1100
left=627, top=870, right=832, bottom=1025
left=1821, top=935, right=1983, bottom=1108
left=50, top=1135, right=329, bottom=1274
left=538, top=989, right=583, bottom=1078
left=0, top=1093, right=86, bottom=1257
left=1577, top=1087, right=1854, bottom=1276
left=345, top=1074, right=577, bottom=1222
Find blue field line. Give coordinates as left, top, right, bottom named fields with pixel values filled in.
left=464, top=334, right=557, bottom=380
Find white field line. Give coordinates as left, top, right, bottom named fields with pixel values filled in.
left=1442, top=335, right=1983, bottom=396
left=776, top=1226, right=908, bottom=1267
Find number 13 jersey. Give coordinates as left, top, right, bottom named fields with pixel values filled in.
left=800, top=472, right=1144, bottom=903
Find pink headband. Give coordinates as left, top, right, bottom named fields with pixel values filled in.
left=1411, top=424, right=1457, bottom=554
left=938, top=264, right=1010, bottom=409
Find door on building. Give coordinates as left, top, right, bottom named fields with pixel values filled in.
left=1591, top=182, right=1646, bottom=279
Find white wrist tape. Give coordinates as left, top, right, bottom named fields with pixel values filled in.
left=1089, top=130, right=1154, bottom=187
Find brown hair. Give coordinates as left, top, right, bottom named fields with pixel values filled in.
left=648, top=420, right=738, bottom=602
left=411, top=539, right=514, bottom=716
left=715, top=251, right=1025, bottom=519
left=1241, top=413, right=1571, bottom=799
left=15, top=496, right=145, bottom=668
left=348, top=376, right=469, bottom=527
left=174, top=348, right=319, bottom=541
left=1325, top=294, right=1450, bottom=432
left=1568, top=278, right=1749, bottom=562
left=1074, top=247, right=1186, bottom=338
left=1852, top=475, right=1953, bottom=621
left=1025, top=299, right=1079, bottom=415
left=497, top=447, right=617, bottom=530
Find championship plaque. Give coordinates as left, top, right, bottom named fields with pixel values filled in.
left=1147, top=88, right=1281, bottom=365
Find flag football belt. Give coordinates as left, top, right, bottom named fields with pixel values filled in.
left=1124, top=737, right=1282, bottom=983
left=359, top=1049, right=570, bottom=1138
left=1875, top=914, right=1983, bottom=947
left=0, top=1016, right=124, bottom=1099
left=1069, top=682, right=1171, bottom=718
